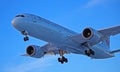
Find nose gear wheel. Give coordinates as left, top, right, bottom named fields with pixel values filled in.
left=24, top=36, right=29, bottom=41
left=21, top=31, right=29, bottom=41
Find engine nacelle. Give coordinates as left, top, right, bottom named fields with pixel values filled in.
left=82, top=27, right=102, bottom=45
left=26, top=45, right=45, bottom=58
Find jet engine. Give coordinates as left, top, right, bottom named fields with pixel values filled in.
left=82, top=27, right=102, bottom=45
left=26, top=45, right=45, bottom=58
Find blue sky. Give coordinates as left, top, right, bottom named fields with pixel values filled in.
left=0, top=0, right=120, bottom=72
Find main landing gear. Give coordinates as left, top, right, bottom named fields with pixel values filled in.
left=85, top=49, right=95, bottom=56
left=21, top=30, right=29, bottom=41
left=58, top=50, right=68, bottom=64
left=58, top=56, right=68, bottom=64
left=82, top=42, right=95, bottom=56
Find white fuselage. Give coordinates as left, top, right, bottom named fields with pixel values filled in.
left=12, top=14, right=77, bottom=44
left=12, top=13, right=114, bottom=59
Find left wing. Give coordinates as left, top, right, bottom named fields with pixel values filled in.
left=69, top=25, right=120, bottom=45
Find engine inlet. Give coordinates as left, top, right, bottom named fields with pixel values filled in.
left=83, top=28, right=92, bottom=38
left=26, top=46, right=35, bottom=55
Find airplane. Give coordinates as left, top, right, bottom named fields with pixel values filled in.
left=12, top=13, right=120, bottom=64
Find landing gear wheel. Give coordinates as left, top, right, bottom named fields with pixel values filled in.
left=64, top=58, right=68, bottom=63
left=85, top=49, right=95, bottom=56
left=58, top=56, right=68, bottom=64
left=58, top=57, right=64, bottom=64
left=90, top=49, right=95, bottom=55
left=62, top=56, right=68, bottom=63
left=24, top=36, right=29, bottom=41
left=58, top=58, right=61, bottom=62
left=85, top=50, right=90, bottom=56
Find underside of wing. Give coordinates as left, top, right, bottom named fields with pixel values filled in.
left=24, top=43, right=70, bottom=58
left=69, top=27, right=103, bottom=45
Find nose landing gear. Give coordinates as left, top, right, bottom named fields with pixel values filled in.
left=24, top=36, right=29, bottom=41
left=21, top=30, right=29, bottom=41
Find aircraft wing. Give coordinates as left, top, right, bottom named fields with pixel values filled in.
left=69, top=25, right=120, bottom=44
left=98, top=25, right=120, bottom=37
left=21, top=43, right=59, bottom=56
left=23, top=43, right=70, bottom=58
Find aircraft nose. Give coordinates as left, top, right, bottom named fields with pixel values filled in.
left=11, top=18, right=16, bottom=27
left=12, top=14, right=26, bottom=27
left=11, top=14, right=32, bottom=32
left=11, top=18, right=20, bottom=28
left=11, top=17, right=25, bottom=32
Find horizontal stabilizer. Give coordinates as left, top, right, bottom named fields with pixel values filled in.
left=99, top=25, right=120, bottom=36
left=21, top=54, right=29, bottom=56
left=110, top=49, right=120, bottom=54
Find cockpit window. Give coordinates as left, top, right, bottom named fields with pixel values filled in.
left=16, top=15, right=25, bottom=17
